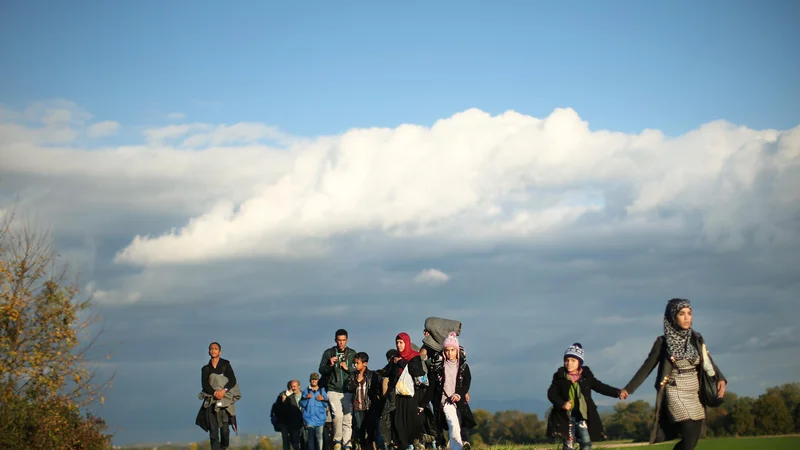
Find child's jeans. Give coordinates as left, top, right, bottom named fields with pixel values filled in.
left=443, top=403, right=463, bottom=450
left=562, top=415, right=591, bottom=450
left=352, top=410, right=368, bottom=447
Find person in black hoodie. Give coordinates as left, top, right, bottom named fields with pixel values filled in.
left=546, top=343, right=623, bottom=450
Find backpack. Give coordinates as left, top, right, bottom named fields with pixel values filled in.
left=270, top=399, right=282, bottom=432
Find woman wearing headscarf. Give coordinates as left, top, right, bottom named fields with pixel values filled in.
left=387, top=332, right=426, bottom=450
left=620, top=298, right=727, bottom=450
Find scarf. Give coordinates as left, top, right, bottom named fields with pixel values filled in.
left=442, top=359, right=458, bottom=402
left=663, top=298, right=699, bottom=363
left=396, top=332, right=420, bottom=361
left=567, top=368, right=582, bottom=383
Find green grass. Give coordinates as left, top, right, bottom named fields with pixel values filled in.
left=485, top=435, right=800, bottom=450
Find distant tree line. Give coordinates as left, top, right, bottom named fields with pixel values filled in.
left=466, top=382, right=800, bottom=446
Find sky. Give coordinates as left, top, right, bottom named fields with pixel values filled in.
left=1, top=0, right=799, bottom=446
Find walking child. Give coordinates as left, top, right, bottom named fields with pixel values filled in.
left=421, top=332, right=476, bottom=450
left=347, top=352, right=380, bottom=450
left=546, top=343, right=624, bottom=450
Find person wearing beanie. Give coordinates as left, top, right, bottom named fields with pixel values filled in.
left=620, top=298, right=727, bottom=450
left=546, top=343, right=623, bottom=449
left=422, top=332, right=476, bottom=450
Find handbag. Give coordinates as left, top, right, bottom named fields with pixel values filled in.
left=395, top=367, right=415, bottom=397
left=698, top=344, right=724, bottom=408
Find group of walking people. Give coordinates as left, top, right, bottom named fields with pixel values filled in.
left=198, top=299, right=727, bottom=450
left=270, top=317, right=474, bottom=450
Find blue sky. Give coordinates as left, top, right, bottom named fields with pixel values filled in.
left=1, top=1, right=799, bottom=447
left=2, top=1, right=798, bottom=137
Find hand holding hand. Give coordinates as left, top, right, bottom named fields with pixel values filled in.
left=717, top=380, right=726, bottom=398
left=562, top=400, right=573, bottom=411
left=465, top=393, right=470, bottom=403
left=619, top=389, right=629, bottom=400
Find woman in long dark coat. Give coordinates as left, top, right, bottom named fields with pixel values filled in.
left=620, top=298, right=727, bottom=450
left=386, top=332, right=427, bottom=450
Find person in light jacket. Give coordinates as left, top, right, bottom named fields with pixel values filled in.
left=301, top=373, right=329, bottom=450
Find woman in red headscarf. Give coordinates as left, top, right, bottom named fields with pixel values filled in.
left=387, top=332, right=426, bottom=450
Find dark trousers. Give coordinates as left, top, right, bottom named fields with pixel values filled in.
left=209, top=410, right=230, bottom=450
left=673, top=419, right=703, bottom=450
left=281, top=426, right=291, bottom=450
left=353, top=410, right=367, bottom=447
left=324, top=422, right=334, bottom=450
left=289, top=428, right=303, bottom=450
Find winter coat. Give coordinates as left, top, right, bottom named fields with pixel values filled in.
left=318, top=346, right=356, bottom=393
left=421, top=355, right=477, bottom=430
left=279, top=391, right=305, bottom=430
left=546, top=366, right=620, bottom=441
left=623, top=330, right=726, bottom=444
left=299, top=386, right=329, bottom=427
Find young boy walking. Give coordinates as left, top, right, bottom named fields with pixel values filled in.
left=546, top=343, right=624, bottom=450
left=347, top=352, right=380, bottom=450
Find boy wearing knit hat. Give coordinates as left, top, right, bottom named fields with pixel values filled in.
left=546, top=343, right=624, bottom=449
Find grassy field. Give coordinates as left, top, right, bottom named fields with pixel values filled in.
left=490, top=435, right=800, bottom=449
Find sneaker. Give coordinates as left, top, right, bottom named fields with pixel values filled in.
left=462, top=442, right=471, bottom=450
left=334, top=442, right=342, bottom=450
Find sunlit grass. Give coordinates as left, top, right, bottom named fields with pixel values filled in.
left=479, top=435, right=800, bottom=450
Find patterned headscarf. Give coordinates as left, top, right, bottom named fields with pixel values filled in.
left=663, top=298, right=699, bottom=363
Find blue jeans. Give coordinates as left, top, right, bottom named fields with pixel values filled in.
left=562, top=415, right=591, bottom=450
left=306, top=425, right=325, bottom=450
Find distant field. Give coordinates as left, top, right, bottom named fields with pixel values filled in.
left=487, top=436, right=800, bottom=450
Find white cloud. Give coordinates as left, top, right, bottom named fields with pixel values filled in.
left=86, top=120, right=121, bottom=138
left=166, top=112, right=186, bottom=120
left=0, top=100, right=91, bottom=144
left=142, top=123, right=211, bottom=143
left=180, top=122, right=292, bottom=147
left=1, top=103, right=798, bottom=268
left=414, top=268, right=450, bottom=285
